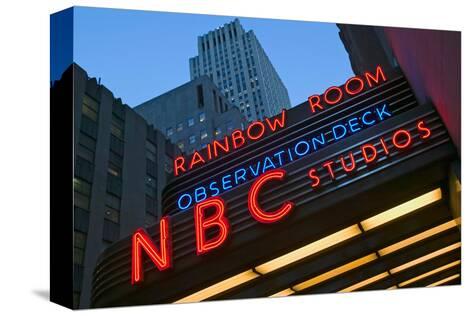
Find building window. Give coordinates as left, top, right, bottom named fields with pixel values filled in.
left=82, top=94, right=99, bottom=122
left=108, top=162, right=121, bottom=177
left=215, top=128, right=222, bottom=137
left=74, top=231, right=87, bottom=249
left=189, top=135, right=196, bottom=144
left=105, top=193, right=121, bottom=210
left=73, top=178, right=91, bottom=196
left=110, top=135, right=124, bottom=156
left=145, top=195, right=158, bottom=215
left=146, top=159, right=157, bottom=178
left=145, top=140, right=157, bottom=162
left=199, top=112, right=206, bottom=122
left=177, top=122, right=183, bottom=132
left=78, top=133, right=96, bottom=162
left=104, top=207, right=120, bottom=224
left=213, top=90, right=218, bottom=112
left=200, top=129, right=208, bottom=140
left=74, top=181, right=91, bottom=211
left=145, top=175, right=157, bottom=198
left=111, top=113, right=125, bottom=140
left=110, top=124, right=123, bottom=140
left=107, top=174, right=122, bottom=197
left=74, top=185, right=90, bottom=208
left=73, top=231, right=87, bottom=265
left=177, top=141, right=185, bottom=151
left=73, top=246, right=85, bottom=266
left=80, top=115, right=98, bottom=139
left=103, top=219, right=119, bottom=243
left=166, top=127, right=173, bottom=137
left=146, top=176, right=156, bottom=187
left=188, top=117, right=195, bottom=127
left=73, top=292, right=81, bottom=309
left=82, top=103, right=97, bottom=122
left=197, top=84, right=204, bottom=108
left=74, top=207, right=90, bottom=234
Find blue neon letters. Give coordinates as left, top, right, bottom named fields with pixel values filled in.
left=177, top=104, right=392, bottom=210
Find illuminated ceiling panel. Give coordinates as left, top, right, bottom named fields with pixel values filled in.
left=175, top=269, right=259, bottom=303
left=360, top=188, right=442, bottom=231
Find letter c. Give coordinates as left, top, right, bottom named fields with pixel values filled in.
left=248, top=169, right=295, bottom=224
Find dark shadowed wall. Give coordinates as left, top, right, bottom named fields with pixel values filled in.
left=383, top=28, right=461, bottom=154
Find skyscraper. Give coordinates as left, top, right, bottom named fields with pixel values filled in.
left=189, top=18, right=291, bottom=122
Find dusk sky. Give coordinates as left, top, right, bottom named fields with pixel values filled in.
left=71, top=6, right=354, bottom=107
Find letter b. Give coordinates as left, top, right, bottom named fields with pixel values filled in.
left=194, top=197, right=230, bottom=255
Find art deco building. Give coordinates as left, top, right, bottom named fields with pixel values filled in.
left=189, top=19, right=291, bottom=121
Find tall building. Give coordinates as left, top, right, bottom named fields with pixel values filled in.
left=337, top=24, right=399, bottom=77
left=52, top=63, right=177, bottom=308
left=189, top=18, right=291, bottom=122
left=135, top=75, right=246, bottom=155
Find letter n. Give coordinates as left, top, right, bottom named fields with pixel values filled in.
left=131, top=216, right=172, bottom=284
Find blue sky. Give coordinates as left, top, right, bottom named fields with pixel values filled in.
left=70, top=6, right=353, bottom=107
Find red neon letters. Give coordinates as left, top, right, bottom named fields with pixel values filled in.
left=131, top=170, right=295, bottom=284
left=131, top=66, right=433, bottom=285
left=131, top=216, right=172, bottom=284
left=173, top=110, right=287, bottom=176
left=194, top=196, right=230, bottom=255
left=248, top=169, right=295, bottom=223
left=308, top=120, right=432, bottom=188
left=308, top=65, right=387, bottom=113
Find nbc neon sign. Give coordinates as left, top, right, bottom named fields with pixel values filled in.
left=132, top=121, right=433, bottom=284
left=131, top=65, right=432, bottom=284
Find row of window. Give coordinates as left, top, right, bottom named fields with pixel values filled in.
left=145, top=130, right=158, bottom=226
left=74, top=96, right=98, bottom=295
left=74, top=95, right=96, bottom=310
left=166, top=112, right=206, bottom=137
left=201, top=23, right=239, bottom=53
left=200, top=35, right=251, bottom=70
left=199, top=57, right=254, bottom=85
left=176, top=122, right=235, bottom=152
left=104, top=106, right=125, bottom=243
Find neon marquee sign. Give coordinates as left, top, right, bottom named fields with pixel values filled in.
left=131, top=65, right=426, bottom=284
left=131, top=120, right=434, bottom=284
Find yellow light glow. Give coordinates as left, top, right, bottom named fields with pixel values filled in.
left=390, top=242, right=461, bottom=274
left=339, top=272, right=389, bottom=293
left=378, top=219, right=459, bottom=256
left=398, top=260, right=460, bottom=287
left=174, top=269, right=259, bottom=303
left=387, top=285, right=398, bottom=290
left=255, top=225, right=362, bottom=274
left=427, top=274, right=460, bottom=287
left=269, top=288, right=295, bottom=297
left=360, top=188, right=442, bottom=231
left=292, top=253, right=378, bottom=292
